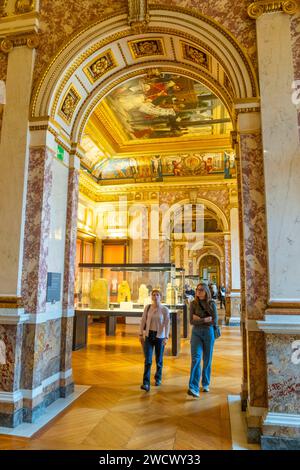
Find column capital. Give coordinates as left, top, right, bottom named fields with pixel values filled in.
left=247, top=1, right=298, bottom=19
left=0, top=32, right=39, bottom=53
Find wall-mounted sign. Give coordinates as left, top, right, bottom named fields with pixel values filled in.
left=46, top=273, right=61, bottom=303
left=57, top=145, right=64, bottom=161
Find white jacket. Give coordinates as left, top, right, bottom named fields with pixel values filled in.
left=139, top=304, right=170, bottom=339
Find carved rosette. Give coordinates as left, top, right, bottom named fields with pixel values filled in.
left=247, top=0, right=298, bottom=19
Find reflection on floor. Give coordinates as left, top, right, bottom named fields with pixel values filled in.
left=0, top=322, right=245, bottom=450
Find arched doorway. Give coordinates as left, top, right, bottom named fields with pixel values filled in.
left=0, top=5, right=269, bottom=444
left=199, top=254, right=220, bottom=286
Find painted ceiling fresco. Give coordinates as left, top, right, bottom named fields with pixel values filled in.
left=80, top=148, right=236, bottom=183
left=100, top=73, right=232, bottom=140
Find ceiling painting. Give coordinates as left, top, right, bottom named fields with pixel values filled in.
left=97, top=73, right=232, bottom=142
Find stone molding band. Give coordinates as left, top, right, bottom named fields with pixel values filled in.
left=264, top=412, right=300, bottom=428
left=247, top=1, right=298, bottom=19
left=0, top=369, right=73, bottom=403
left=257, top=315, right=300, bottom=334
left=0, top=310, right=74, bottom=325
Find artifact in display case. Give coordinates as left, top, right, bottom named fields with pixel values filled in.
left=117, top=280, right=131, bottom=302
left=90, top=278, right=109, bottom=309
left=175, top=268, right=185, bottom=304
left=138, top=284, right=149, bottom=305
left=75, top=263, right=177, bottom=309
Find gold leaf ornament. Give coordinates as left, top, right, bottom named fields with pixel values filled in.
left=0, top=38, right=13, bottom=53
left=15, top=0, right=35, bottom=14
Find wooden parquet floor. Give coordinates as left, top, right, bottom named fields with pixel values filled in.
left=0, top=321, right=242, bottom=450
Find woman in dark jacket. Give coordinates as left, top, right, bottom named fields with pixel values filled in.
left=188, top=282, right=218, bottom=397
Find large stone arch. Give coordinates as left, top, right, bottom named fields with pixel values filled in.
left=0, top=4, right=269, bottom=443
left=31, top=7, right=259, bottom=136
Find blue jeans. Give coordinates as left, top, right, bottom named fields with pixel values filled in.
left=189, top=326, right=215, bottom=394
left=143, top=330, right=165, bottom=386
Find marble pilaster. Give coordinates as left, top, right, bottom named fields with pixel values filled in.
left=60, top=158, right=79, bottom=395
left=21, top=147, right=53, bottom=314
left=0, top=46, right=35, bottom=296
left=237, top=110, right=269, bottom=440
left=255, top=9, right=300, bottom=448
left=257, top=12, right=300, bottom=303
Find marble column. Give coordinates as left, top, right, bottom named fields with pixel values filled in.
left=60, top=152, right=80, bottom=397
left=224, top=234, right=231, bottom=320
left=236, top=106, right=269, bottom=442
left=0, top=46, right=35, bottom=297
left=0, top=45, right=36, bottom=427
left=234, top=146, right=249, bottom=411
left=226, top=194, right=241, bottom=324
left=254, top=7, right=300, bottom=449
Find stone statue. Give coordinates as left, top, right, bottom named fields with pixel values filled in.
left=117, top=280, right=131, bottom=302
left=138, top=284, right=149, bottom=304
left=90, top=278, right=109, bottom=309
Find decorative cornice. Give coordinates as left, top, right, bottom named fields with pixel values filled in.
left=247, top=1, right=298, bottom=19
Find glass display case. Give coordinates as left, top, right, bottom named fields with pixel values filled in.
left=175, top=267, right=185, bottom=304
left=75, top=263, right=181, bottom=310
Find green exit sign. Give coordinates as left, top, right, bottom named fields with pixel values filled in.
left=57, top=145, right=64, bottom=161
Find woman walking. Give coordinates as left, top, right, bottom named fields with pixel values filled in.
left=139, top=289, right=170, bottom=392
left=188, top=282, right=218, bottom=397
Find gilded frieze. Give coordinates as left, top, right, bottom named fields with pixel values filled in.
left=59, top=85, right=81, bottom=124
left=83, top=49, right=117, bottom=84
left=128, top=38, right=164, bottom=58
left=181, top=42, right=210, bottom=70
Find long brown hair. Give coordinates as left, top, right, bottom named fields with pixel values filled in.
left=195, top=282, right=214, bottom=313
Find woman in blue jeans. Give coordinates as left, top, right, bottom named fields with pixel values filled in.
left=139, top=289, right=170, bottom=392
left=188, top=282, right=218, bottom=397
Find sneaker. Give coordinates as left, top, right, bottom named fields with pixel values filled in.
left=202, top=386, right=210, bottom=392
left=140, top=384, right=150, bottom=392
left=155, top=380, right=161, bottom=386
left=187, top=389, right=200, bottom=398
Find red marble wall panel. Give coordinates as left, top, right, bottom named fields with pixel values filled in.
left=21, top=147, right=53, bottom=314
left=63, top=168, right=79, bottom=312
left=150, top=0, right=258, bottom=71
left=239, top=133, right=268, bottom=320
left=34, top=0, right=127, bottom=88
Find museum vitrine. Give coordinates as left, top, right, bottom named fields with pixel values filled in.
left=75, top=263, right=183, bottom=310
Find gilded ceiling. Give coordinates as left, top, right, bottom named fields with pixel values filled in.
left=81, top=73, right=233, bottom=184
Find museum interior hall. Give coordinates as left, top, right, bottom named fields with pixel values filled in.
left=0, top=0, right=299, bottom=451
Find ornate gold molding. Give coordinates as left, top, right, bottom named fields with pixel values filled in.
left=0, top=0, right=7, bottom=17
left=0, top=32, right=39, bottom=53
left=247, top=1, right=298, bottom=19
left=128, top=0, right=150, bottom=33
left=15, top=0, right=35, bottom=14
left=0, top=296, right=23, bottom=309
left=235, top=106, right=260, bottom=114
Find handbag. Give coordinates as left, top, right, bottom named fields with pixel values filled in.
left=214, top=325, right=221, bottom=339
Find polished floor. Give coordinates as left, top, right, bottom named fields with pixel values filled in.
left=0, top=319, right=242, bottom=450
